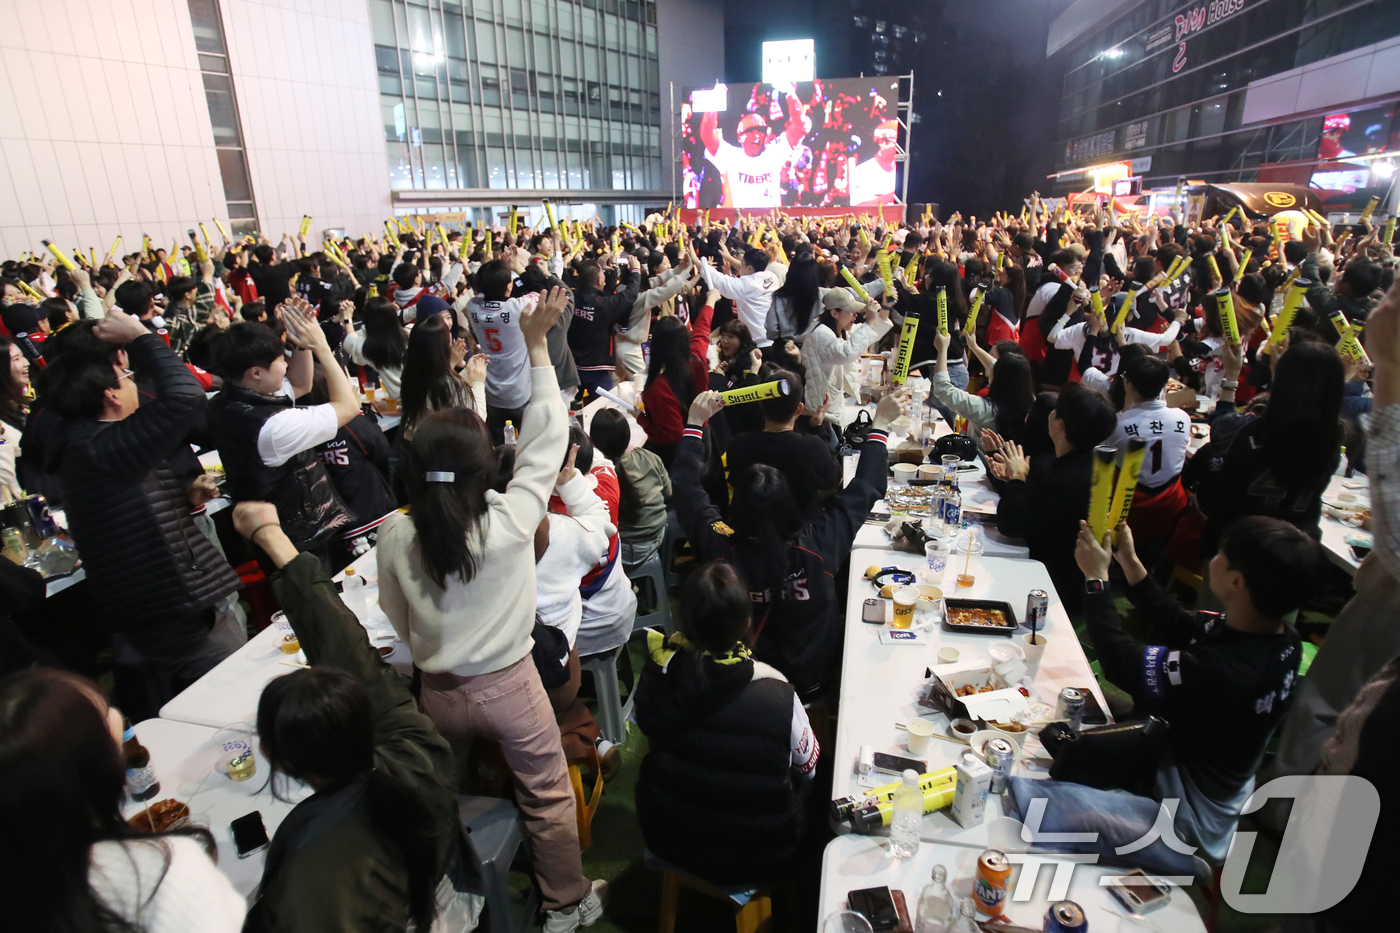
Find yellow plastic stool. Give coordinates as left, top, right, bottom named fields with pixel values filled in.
left=657, top=869, right=773, bottom=933
left=567, top=762, right=603, bottom=851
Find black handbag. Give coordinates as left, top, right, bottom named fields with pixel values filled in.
left=842, top=409, right=875, bottom=449
left=1039, top=716, right=1170, bottom=798
left=530, top=620, right=571, bottom=690
left=933, top=433, right=978, bottom=463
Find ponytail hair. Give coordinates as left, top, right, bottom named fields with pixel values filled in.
left=674, top=563, right=754, bottom=707
left=589, top=408, right=642, bottom=524
left=258, top=668, right=440, bottom=930
left=403, top=408, right=498, bottom=587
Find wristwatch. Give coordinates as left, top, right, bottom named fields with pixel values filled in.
left=1084, top=578, right=1107, bottom=594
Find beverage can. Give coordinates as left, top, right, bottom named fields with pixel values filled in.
left=1058, top=687, right=1086, bottom=731
left=1025, top=589, right=1049, bottom=632
left=1044, top=900, right=1088, bottom=933
left=23, top=494, right=58, bottom=539
left=984, top=737, right=1015, bottom=795
left=973, top=849, right=1011, bottom=915
left=2, top=526, right=25, bottom=564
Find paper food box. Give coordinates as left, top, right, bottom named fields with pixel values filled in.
left=925, top=661, right=1032, bottom=725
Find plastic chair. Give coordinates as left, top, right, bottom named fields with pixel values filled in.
left=567, top=762, right=604, bottom=851
left=456, top=796, right=539, bottom=933
left=646, top=851, right=773, bottom=933
left=580, top=646, right=630, bottom=745
left=626, top=552, right=673, bottom=634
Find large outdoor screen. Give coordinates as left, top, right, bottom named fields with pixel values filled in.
left=679, top=78, right=901, bottom=209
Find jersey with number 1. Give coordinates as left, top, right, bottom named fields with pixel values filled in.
left=1109, top=399, right=1191, bottom=489
left=467, top=293, right=536, bottom=410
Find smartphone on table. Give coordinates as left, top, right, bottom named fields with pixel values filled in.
left=231, top=811, right=270, bottom=859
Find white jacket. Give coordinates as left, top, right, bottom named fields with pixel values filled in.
left=536, top=471, right=615, bottom=646
left=699, top=259, right=781, bottom=348
left=802, top=316, right=894, bottom=426
left=615, top=267, right=691, bottom=375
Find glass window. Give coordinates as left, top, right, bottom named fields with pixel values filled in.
left=476, top=21, right=497, bottom=63
left=202, top=73, right=242, bottom=146
left=422, top=143, right=448, bottom=188
left=198, top=53, right=227, bottom=73
left=368, top=0, right=398, bottom=44
left=388, top=141, right=415, bottom=189
left=487, top=147, right=512, bottom=188
left=216, top=148, right=252, bottom=202
left=186, top=0, right=226, bottom=53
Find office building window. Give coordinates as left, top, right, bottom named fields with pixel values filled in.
left=187, top=0, right=258, bottom=237
left=370, top=0, right=661, bottom=197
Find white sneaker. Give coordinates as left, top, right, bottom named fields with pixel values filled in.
left=543, top=879, right=608, bottom=932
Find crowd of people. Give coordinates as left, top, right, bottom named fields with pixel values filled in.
left=1, top=193, right=1397, bottom=932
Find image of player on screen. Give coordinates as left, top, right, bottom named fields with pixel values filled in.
left=850, top=119, right=898, bottom=206
left=698, top=94, right=809, bottom=209
left=681, top=78, right=899, bottom=209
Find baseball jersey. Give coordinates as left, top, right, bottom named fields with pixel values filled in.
left=467, top=293, right=536, bottom=409
left=850, top=156, right=895, bottom=206
left=707, top=139, right=793, bottom=208
left=1109, top=399, right=1191, bottom=488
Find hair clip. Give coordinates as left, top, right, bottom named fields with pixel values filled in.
left=425, top=471, right=455, bottom=483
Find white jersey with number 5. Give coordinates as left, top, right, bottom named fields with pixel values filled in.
left=467, top=293, right=536, bottom=410
left=1109, top=399, right=1191, bottom=488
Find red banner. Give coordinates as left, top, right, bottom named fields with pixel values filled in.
left=676, top=205, right=906, bottom=225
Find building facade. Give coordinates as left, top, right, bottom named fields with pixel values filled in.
left=0, top=0, right=713, bottom=258
left=1046, top=0, right=1400, bottom=208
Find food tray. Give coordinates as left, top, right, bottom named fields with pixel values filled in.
left=941, top=598, right=1018, bottom=636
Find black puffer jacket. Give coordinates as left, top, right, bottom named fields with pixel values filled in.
left=634, top=630, right=804, bottom=885
left=43, top=334, right=240, bottom=630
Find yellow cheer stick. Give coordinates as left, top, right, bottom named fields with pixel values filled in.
left=1088, top=446, right=1118, bottom=543
left=904, top=254, right=920, bottom=293
left=996, top=251, right=1006, bottom=272
left=143, top=234, right=154, bottom=258
left=1089, top=287, right=1104, bottom=323
left=213, top=218, right=230, bottom=241
left=88, top=248, right=97, bottom=270
left=1165, top=253, right=1190, bottom=284
left=1328, top=311, right=1362, bottom=360
left=42, top=239, right=76, bottom=270
left=17, top=280, right=43, bottom=301
left=876, top=248, right=894, bottom=297
left=1109, top=438, right=1148, bottom=540
left=187, top=229, right=207, bottom=263
left=965, top=287, right=985, bottom=336
left=936, top=286, right=949, bottom=335
left=840, top=266, right=871, bottom=302
left=1206, top=254, right=1222, bottom=288
left=299, top=215, right=312, bottom=240
left=1214, top=288, right=1240, bottom=347
left=891, top=311, right=920, bottom=386
left=543, top=198, right=558, bottom=236
left=458, top=230, right=471, bottom=262
left=848, top=783, right=956, bottom=832
left=508, top=207, right=518, bottom=237
left=198, top=223, right=212, bottom=248
left=1232, top=248, right=1253, bottom=285
left=485, top=229, right=494, bottom=257
left=1359, top=196, right=1380, bottom=223
left=857, top=225, right=870, bottom=248
left=1384, top=216, right=1396, bottom=248
left=1111, top=288, right=1139, bottom=334
left=1347, top=322, right=1371, bottom=367
left=436, top=224, right=450, bottom=249
left=718, top=379, right=791, bottom=406
left=833, top=767, right=957, bottom=819
left=106, top=235, right=123, bottom=264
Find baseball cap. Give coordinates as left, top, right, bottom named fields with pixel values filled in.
left=737, top=113, right=768, bottom=135
left=822, top=287, right=865, bottom=312
left=415, top=295, right=452, bottom=319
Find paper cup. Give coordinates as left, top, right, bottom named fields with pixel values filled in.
left=937, top=646, right=961, bottom=664
left=892, top=587, right=918, bottom=629
left=918, top=463, right=942, bottom=481
left=904, top=718, right=934, bottom=756
left=1022, top=633, right=1047, bottom=670
left=892, top=463, right=919, bottom=485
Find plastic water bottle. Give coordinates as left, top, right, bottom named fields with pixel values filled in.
left=915, top=864, right=953, bottom=933
left=889, top=769, right=922, bottom=858
left=341, top=569, right=367, bottom=625
left=503, top=420, right=517, bottom=449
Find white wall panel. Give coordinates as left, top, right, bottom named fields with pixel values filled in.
left=222, top=0, right=392, bottom=239
left=0, top=0, right=226, bottom=255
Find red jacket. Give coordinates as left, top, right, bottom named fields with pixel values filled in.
left=638, top=305, right=713, bottom=447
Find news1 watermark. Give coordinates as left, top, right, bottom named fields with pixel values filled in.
left=1008, top=776, right=1380, bottom=913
